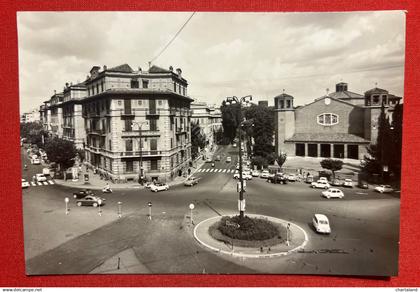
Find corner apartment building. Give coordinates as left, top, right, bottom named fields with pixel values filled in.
left=82, top=64, right=193, bottom=183
left=191, top=101, right=222, bottom=149
left=48, top=91, right=64, bottom=138
left=61, top=82, right=88, bottom=148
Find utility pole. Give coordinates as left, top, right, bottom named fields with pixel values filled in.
left=132, top=121, right=148, bottom=185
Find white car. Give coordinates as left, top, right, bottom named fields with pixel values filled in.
left=32, top=158, right=41, bottom=165
left=150, top=182, right=169, bottom=192
left=260, top=170, right=271, bottom=179
left=226, top=156, right=232, bottom=163
left=21, top=179, right=30, bottom=189
left=343, top=179, right=354, bottom=188
left=322, top=188, right=344, bottom=199
left=251, top=170, right=260, bottom=177
left=311, top=180, right=331, bottom=189
left=233, top=171, right=252, bottom=180
left=318, top=177, right=328, bottom=183
left=36, top=173, right=47, bottom=182
left=375, top=185, right=394, bottom=193
left=312, top=214, right=331, bottom=234
left=287, top=174, right=297, bottom=182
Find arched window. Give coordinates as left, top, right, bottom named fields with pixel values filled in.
left=317, top=113, right=339, bottom=126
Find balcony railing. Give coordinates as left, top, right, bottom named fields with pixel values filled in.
left=87, top=128, right=106, bottom=135
left=120, top=150, right=162, bottom=157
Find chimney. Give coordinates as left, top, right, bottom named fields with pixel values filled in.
left=169, top=66, right=173, bottom=72
left=103, top=65, right=107, bottom=71
left=176, top=68, right=182, bottom=77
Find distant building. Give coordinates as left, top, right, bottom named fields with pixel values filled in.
left=191, top=101, right=222, bottom=150
left=49, top=92, right=64, bottom=138
left=81, top=64, right=193, bottom=182
left=275, top=82, right=402, bottom=160
left=20, top=108, right=41, bottom=123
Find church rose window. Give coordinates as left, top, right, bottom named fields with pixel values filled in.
left=317, top=113, right=339, bottom=126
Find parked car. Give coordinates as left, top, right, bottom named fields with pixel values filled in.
left=35, top=173, right=47, bottom=182
left=358, top=181, right=369, bottom=189
left=150, top=182, right=169, bottom=192
left=311, top=180, right=330, bottom=189
left=145, top=181, right=153, bottom=188
left=76, top=195, right=106, bottom=207
left=226, top=156, right=232, bottom=163
left=251, top=170, right=260, bottom=177
left=206, top=158, right=212, bottom=163
left=343, top=179, right=354, bottom=188
left=318, top=177, right=328, bottom=183
left=233, top=143, right=237, bottom=147
left=312, top=214, right=331, bottom=234
left=287, top=174, right=297, bottom=182
left=184, top=176, right=200, bottom=186
left=21, top=179, right=30, bottom=189
left=268, top=173, right=288, bottom=184
left=321, top=188, right=344, bottom=199
left=374, top=185, right=394, bottom=193
left=260, top=170, right=271, bottom=179
left=215, top=155, right=221, bottom=161
left=73, top=189, right=94, bottom=199
left=233, top=171, right=252, bottom=180
left=305, top=175, right=314, bottom=183
left=331, top=179, right=343, bottom=186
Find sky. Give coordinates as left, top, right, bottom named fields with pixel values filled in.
left=17, top=11, right=406, bottom=113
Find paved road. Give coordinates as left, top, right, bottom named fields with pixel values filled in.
left=21, top=145, right=400, bottom=276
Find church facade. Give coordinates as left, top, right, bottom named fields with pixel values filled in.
left=275, top=82, right=401, bottom=160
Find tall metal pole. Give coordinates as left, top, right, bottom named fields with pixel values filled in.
left=238, top=102, right=245, bottom=219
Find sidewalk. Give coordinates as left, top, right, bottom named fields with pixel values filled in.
left=54, top=146, right=217, bottom=190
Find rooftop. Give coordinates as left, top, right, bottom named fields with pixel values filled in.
left=286, top=133, right=370, bottom=143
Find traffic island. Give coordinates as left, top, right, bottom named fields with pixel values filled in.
left=193, top=214, right=308, bottom=258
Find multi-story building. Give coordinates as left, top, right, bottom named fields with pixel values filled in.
left=20, top=108, right=41, bottom=123
left=49, top=91, right=64, bottom=138
left=62, top=82, right=87, bottom=148
left=40, top=100, right=51, bottom=131
left=191, top=101, right=222, bottom=150
left=81, top=64, right=193, bottom=182
left=275, top=82, right=402, bottom=160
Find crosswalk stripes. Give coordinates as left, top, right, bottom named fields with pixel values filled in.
left=222, top=169, right=226, bottom=172
left=27, top=180, right=55, bottom=187
left=196, top=168, right=237, bottom=174
left=48, top=181, right=55, bottom=185
left=31, top=182, right=36, bottom=186
left=43, top=182, right=49, bottom=185
left=37, top=182, right=42, bottom=186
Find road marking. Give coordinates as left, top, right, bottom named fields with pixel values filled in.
left=48, top=181, right=54, bottom=185
left=209, top=169, right=214, bottom=172
left=218, top=169, right=223, bottom=172
left=37, top=182, right=42, bottom=186
left=204, top=169, right=209, bottom=172
left=222, top=169, right=226, bottom=173
left=43, top=182, right=49, bottom=185
left=31, top=182, right=36, bottom=186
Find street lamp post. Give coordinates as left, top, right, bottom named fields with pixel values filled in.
left=132, top=121, right=148, bottom=185
left=225, top=95, right=252, bottom=219
left=148, top=201, right=152, bottom=220
left=189, top=203, right=195, bottom=225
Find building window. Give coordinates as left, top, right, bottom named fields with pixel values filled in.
left=150, top=159, right=158, bottom=170
left=174, top=82, right=177, bottom=92
left=125, top=139, right=133, bottom=151
left=131, top=79, right=139, bottom=88
left=126, top=161, right=133, bottom=172
left=118, top=100, right=122, bottom=106
left=150, top=119, right=157, bottom=131
left=109, top=139, right=112, bottom=151
left=280, top=100, right=284, bottom=109
left=138, top=100, right=142, bottom=106
left=296, top=143, right=305, bottom=156
left=317, top=113, right=339, bottom=126
left=158, top=100, right=162, bottom=106
left=373, top=95, right=380, bottom=104
left=142, top=80, right=149, bottom=89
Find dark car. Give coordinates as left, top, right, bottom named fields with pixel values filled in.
left=268, top=173, right=288, bottom=184
left=358, top=181, right=369, bottom=189
left=73, top=189, right=94, bottom=199
left=76, top=195, right=105, bottom=207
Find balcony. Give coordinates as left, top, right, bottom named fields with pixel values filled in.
left=146, top=109, right=160, bottom=117
left=120, top=150, right=163, bottom=157
left=176, top=127, right=187, bottom=134
left=169, top=108, right=177, bottom=116
left=121, top=109, right=135, bottom=118
left=87, top=128, right=106, bottom=135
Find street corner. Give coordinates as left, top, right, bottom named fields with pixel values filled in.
left=193, top=214, right=308, bottom=259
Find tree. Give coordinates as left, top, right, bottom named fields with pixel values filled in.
left=191, top=121, right=206, bottom=159
left=275, top=153, right=287, bottom=167
left=20, top=122, right=48, bottom=147
left=44, top=137, right=77, bottom=180
left=220, top=101, right=241, bottom=143
left=320, top=159, right=343, bottom=179
left=389, top=103, right=403, bottom=183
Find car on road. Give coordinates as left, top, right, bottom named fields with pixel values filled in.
left=150, top=182, right=169, bottom=192
left=233, top=143, right=237, bottom=147
left=251, top=170, right=260, bottom=177
left=321, top=188, right=344, bottom=199
left=35, top=173, right=47, bottom=182
left=358, top=181, right=369, bottom=189
left=312, top=214, right=331, bottom=234
left=73, top=189, right=94, bottom=199
left=260, top=170, right=271, bottom=179
left=268, top=173, right=288, bottom=184
left=205, top=158, right=212, bottom=163
left=215, top=155, right=221, bottom=161
left=233, top=171, right=252, bottom=180
left=331, top=179, right=343, bottom=186
left=184, top=176, right=200, bottom=186
left=76, top=195, right=106, bottom=207
left=287, top=174, right=297, bottom=182
left=318, top=177, right=328, bottom=183
left=21, top=179, right=30, bottom=189
left=311, top=180, right=330, bottom=189
left=374, top=185, right=394, bottom=193
left=226, top=156, right=232, bottom=163
left=343, top=179, right=354, bottom=188
left=305, top=175, right=314, bottom=183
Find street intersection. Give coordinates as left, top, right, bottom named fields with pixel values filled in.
left=21, top=145, right=400, bottom=276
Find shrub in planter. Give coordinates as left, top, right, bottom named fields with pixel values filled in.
left=218, top=215, right=279, bottom=241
